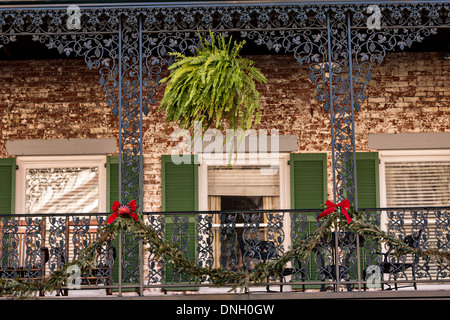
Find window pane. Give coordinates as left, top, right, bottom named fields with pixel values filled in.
left=221, top=196, right=263, bottom=211
left=26, top=167, right=99, bottom=213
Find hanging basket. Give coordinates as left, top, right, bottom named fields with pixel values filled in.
left=159, top=31, right=268, bottom=135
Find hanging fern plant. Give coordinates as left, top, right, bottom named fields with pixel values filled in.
left=159, top=31, right=268, bottom=134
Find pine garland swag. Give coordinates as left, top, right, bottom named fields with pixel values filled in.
left=1, top=205, right=449, bottom=298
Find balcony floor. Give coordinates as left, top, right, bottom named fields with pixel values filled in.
left=28, top=285, right=450, bottom=300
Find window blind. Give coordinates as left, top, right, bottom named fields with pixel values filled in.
left=385, top=161, right=450, bottom=207
left=384, top=160, right=450, bottom=280
left=25, top=167, right=99, bottom=214
left=208, top=165, right=279, bottom=197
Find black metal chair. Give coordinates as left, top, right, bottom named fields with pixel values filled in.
left=377, top=229, right=422, bottom=291
left=237, top=238, right=294, bottom=292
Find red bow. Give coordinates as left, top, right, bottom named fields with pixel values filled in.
left=107, top=199, right=139, bottom=224
left=318, top=199, right=352, bottom=224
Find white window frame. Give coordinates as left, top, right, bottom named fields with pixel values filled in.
left=379, top=149, right=450, bottom=208
left=15, top=155, right=107, bottom=214
left=198, top=153, right=290, bottom=211
left=197, top=153, right=292, bottom=293
left=379, top=149, right=450, bottom=229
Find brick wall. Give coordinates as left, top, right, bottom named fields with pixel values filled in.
left=0, top=59, right=118, bottom=157
left=250, top=52, right=450, bottom=153
left=0, top=51, right=449, bottom=211
left=356, top=52, right=450, bottom=149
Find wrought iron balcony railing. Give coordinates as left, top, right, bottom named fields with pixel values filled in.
left=1, top=207, right=449, bottom=297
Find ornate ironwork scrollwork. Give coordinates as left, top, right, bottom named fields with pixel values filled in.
left=48, top=216, right=68, bottom=272
left=196, top=213, right=214, bottom=271
left=219, top=212, right=239, bottom=271
left=165, top=214, right=193, bottom=284
left=0, top=217, right=20, bottom=278
left=71, top=216, right=91, bottom=261
left=24, top=217, right=45, bottom=280
left=146, top=214, right=165, bottom=285
left=436, top=209, right=450, bottom=279
left=93, top=215, right=114, bottom=286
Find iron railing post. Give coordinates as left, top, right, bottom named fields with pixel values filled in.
left=138, top=15, right=144, bottom=213
left=326, top=12, right=341, bottom=290
left=139, top=236, right=144, bottom=296
left=346, top=11, right=362, bottom=291
left=117, top=14, right=123, bottom=298
left=118, top=229, right=122, bottom=297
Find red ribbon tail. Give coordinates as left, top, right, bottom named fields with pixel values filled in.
left=130, top=211, right=139, bottom=222
left=107, top=212, right=119, bottom=224
left=318, top=207, right=336, bottom=220
left=340, top=199, right=352, bottom=224
left=341, top=198, right=351, bottom=209
left=341, top=207, right=352, bottom=224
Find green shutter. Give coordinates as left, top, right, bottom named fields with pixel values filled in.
left=340, top=152, right=380, bottom=286
left=106, top=156, right=119, bottom=213
left=161, top=155, right=198, bottom=212
left=356, top=152, right=379, bottom=209
left=356, top=152, right=380, bottom=285
left=0, top=158, right=16, bottom=215
left=330, top=152, right=380, bottom=285
left=289, top=153, right=380, bottom=289
left=290, top=153, right=327, bottom=289
left=161, top=155, right=198, bottom=289
left=342, top=152, right=380, bottom=209
left=290, top=153, right=327, bottom=210
left=106, top=156, right=121, bottom=286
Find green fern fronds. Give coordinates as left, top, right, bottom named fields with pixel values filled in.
left=159, top=31, right=267, bottom=134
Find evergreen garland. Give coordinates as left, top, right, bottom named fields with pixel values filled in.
left=1, top=206, right=449, bottom=298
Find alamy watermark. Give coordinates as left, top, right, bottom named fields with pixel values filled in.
left=365, top=265, right=382, bottom=289
left=66, top=264, right=82, bottom=289
left=66, top=5, right=81, bottom=30
left=367, top=5, right=382, bottom=30
left=170, top=121, right=280, bottom=173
